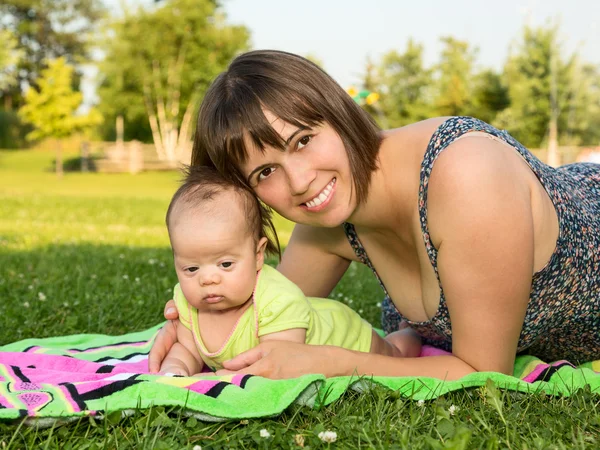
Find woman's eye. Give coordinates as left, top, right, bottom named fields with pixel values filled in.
left=297, top=135, right=311, bottom=149
left=257, top=167, right=275, bottom=181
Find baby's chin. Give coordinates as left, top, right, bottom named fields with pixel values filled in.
left=192, top=295, right=253, bottom=312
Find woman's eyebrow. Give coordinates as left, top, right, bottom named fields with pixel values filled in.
left=248, top=163, right=270, bottom=183
left=247, top=127, right=307, bottom=182
left=283, top=127, right=306, bottom=147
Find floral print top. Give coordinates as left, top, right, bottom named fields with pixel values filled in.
left=344, top=116, right=600, bottom=363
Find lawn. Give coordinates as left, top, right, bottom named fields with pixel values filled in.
left=0, top=148, right=598, bottom=449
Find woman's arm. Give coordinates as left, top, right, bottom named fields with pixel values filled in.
left=277, top=223, right=353, bottom=297
left=218, top=341, right=475, bottom=379
left=426, top=137, right=534, bottom=374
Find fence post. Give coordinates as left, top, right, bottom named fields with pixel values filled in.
left=81, top=141, right=90, bottom=172
left=129, top=140, right=143, bottom=174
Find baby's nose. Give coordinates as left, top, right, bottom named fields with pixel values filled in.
left=200, top=271, right=219, bottom=286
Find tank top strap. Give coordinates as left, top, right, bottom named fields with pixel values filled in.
left=342, top=222, right=391, bottom=298
left=418, top=116, right=525, bottom=277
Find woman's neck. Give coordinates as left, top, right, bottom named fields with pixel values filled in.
left=347, top=133, right=418, bottom=236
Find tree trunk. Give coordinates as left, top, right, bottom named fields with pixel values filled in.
left=3, top=94, right=12, bottom=111
left=547, top=45, right=561, bottom=168
left=81, top=141, right=90, bottom=172
left=547, top=116, right=560, bottom=167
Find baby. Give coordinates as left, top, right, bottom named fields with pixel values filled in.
left=160, top=165, right=421, bottom=376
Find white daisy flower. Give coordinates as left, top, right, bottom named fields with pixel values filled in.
left=259, top=429, right=271, bottom=438
left=318, top=430, right=338, bottom=443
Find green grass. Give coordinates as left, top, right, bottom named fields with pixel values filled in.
left=1, top=148, right=599, bottom=449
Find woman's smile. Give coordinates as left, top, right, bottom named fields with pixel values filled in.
left=302, top=178, right=336, bottom=211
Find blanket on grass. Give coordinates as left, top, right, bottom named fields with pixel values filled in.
left=0, top=323, right=598, bottom=423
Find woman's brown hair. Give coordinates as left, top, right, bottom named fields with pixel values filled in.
left=192, top=50, right=382, bottom=205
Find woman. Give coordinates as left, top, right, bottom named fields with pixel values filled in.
left=149, top=50, right=600, bottom=379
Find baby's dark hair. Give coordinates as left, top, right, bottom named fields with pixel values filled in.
left=166, top=165, right=280, bottom=257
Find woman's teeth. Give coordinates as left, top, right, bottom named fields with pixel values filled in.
left=305, top=179, right=335, bottom=208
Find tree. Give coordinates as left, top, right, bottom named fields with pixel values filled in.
left=466, top=69, right=510, bottom=125
left=98, top=0, right=250, bottom=162
left=0, top=29, right=24, bottom=109
left=0, top=0, right=105, bottom=109
left=376, top=40, right=434, bottom=128
left=433, top=36, right=477, bottom=116
left=494, top=23, right=575, bottom=151
left=561, top=61, right=600, bottom=146
left=18, top=57, right=102, bottom=176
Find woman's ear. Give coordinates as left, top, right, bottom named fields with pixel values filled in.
left=255, top=237, right=268, bottom=269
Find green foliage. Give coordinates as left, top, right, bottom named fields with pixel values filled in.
left=0, top=0, right=105, bottom=107
left=364, top=22, right=598, bottom=149
left=376, top=39, right=434, bottom=128
left=466, top=69, right=510, bottom=124
left=495, top=23, right=575, bottom=148
left=0, top=28, right=23, bottom=93
left=433, top=36, right=478, bottom=116
left=562, top=61, right=600, bottom=146
left=97, top=0, right=250, bottom=143
left=0, top=109, right=30, bottom=149
left=18, top=57, right=102, bottom=142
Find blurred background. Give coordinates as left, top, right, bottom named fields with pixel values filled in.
left=1, top=0, right=599, bottom=169
left=1, top=0, right=600, bottom=342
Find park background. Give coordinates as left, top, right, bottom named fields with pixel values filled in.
left=1, top=0, right=599, bottom=448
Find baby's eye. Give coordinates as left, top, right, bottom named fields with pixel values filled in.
left=297, top=135, right=312, bottom=149
left=185, top=267, right=198, bottom=273
left=219, top=261, right=233, bottom=269
left=257, top=167, right=275, bottom=182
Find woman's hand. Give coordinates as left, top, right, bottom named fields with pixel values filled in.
left=216, top=341, right=349, bottom=379
left=148, top=300, right=180, bottom=373
left=216, top=340, right=477, bottom=380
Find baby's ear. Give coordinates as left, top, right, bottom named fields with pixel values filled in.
left=256, top=237, right=268, bottom=269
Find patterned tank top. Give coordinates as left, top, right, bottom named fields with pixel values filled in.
left=343, top=117, right=600, bottom=363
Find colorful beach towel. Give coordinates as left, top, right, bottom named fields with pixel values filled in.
left=0, top=323, right=598, bottom=423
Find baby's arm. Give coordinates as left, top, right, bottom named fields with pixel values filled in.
left=160, top=322, right=203, bottom=376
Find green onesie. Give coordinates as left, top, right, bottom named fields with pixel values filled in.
left=174, top=264, right=373, bottom=370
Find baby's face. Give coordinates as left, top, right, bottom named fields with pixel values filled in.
left=170, top=198, right=263, bottom=312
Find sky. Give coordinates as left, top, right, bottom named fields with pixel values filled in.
left=102, top=0, right=599, bottom=91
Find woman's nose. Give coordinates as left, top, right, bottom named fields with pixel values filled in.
left=286, top=162, right=316, bottom=196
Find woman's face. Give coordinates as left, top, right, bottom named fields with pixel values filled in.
left=241, top=111, right=356, bottom=228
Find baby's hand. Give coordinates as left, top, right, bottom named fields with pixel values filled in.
left=159, top=365, right=189, bottom=377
